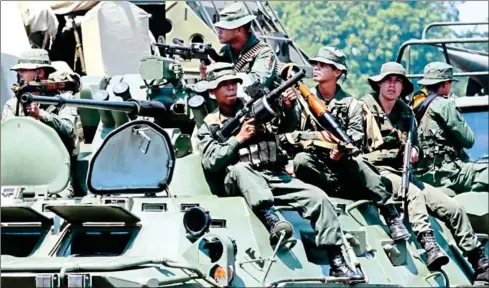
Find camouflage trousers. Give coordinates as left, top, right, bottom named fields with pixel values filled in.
left=224, top=162, right=343, bottom=247
left=417, top=160, right=488, bottom=195
left=381, top=170, right=481, bottom=254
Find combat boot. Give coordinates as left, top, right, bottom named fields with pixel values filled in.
left=468, top=246, right=489, bottom=285
left=326, top=245, right=365, bottom=282
left=379, top=205, right=410, bottom=241
left=417, top=231, right=449, bottom=270
left=259, top=207, right=294, bottom=247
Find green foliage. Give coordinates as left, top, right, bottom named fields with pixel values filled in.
left=271, top=1, right=470, bottom=97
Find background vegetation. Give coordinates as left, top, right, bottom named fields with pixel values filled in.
left=271, top=1, right=488, bottom=97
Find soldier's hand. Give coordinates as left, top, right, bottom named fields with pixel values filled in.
left=410, top=147, right=419, bottom=163
left=330, top=149, right=344, bottom=161
left=282, top=87, right=298, bottom=109
left=26, top=104, right=47, bottom=120
left=236, top=118, right=256, bottom=143
left=199, top=63, right=207, bottom=80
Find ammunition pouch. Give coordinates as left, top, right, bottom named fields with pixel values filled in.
left=238, top=137, right=284, bottom=169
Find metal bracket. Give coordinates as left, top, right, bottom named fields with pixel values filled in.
left=36, top=274, right=60, bottom=288
left=67, top=274, right=91, bottom=288
left=132, top=126, right=151, bottom=154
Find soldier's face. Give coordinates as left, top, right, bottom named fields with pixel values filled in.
left=213, top=80, right=238, bottom=106
left=439, top=81, right=453, bottom=96
left=312, top=62, right=341, bottom=83
left=217, top=27, right=239, bottom=43
left=379, top=75, right=403, bottom=101
left=18, top=68, right=46, bottom=82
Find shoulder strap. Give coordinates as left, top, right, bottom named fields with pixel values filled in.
left=234, top=41, right=280, bottom=76
left=413, top=91, right=439, bottom=123
left=361, top=101, right=384, bottom=152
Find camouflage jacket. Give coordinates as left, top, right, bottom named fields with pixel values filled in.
left=360, top=93, right=420, bottom=172
left=197, top=101, right=298, bottom=173
left=415, top=92, right=474, bottom=170
left=2, top=92, right=78, bottom=155
left=219, top=33, right=278, bottom=88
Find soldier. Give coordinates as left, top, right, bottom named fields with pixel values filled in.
left=361, top=62, right=488, bottom=282
left=200, top=2, right=278, bottom=88
left=196, top=62, right=365, bottom=281
left=412, top=62, right=488, bottom=194
left=288, top=46, right=410, bottom=242
left=2, top=48, right=78, bottom=199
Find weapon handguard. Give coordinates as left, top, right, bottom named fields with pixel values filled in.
left=398, top=116, right=415, bottom=219
left=214, top=69, right=306, bottom=143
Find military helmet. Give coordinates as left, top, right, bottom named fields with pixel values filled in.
left=368, top=62, right=414, bottom=97
left=10, top=48, right=57, bottom=75
left=214, top=2, right=256, bottom=30
left=418, top=61, right=459, bottom=86
left=309, top=46, right=348, bottom=71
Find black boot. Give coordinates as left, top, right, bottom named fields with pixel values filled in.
left=259, top=207, right=294, bottom=246
left=327, top=245, right=365, bottom=282
left=417, top=231, right=449, bottom=270
left=379, top=205, right=410, bottom=241
left=468, top=246, right=489, bottom=285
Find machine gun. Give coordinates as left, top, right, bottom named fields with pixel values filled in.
left=214, top=69, right=306, bottom=142
left=280, top=63, right=360, bottom=157
left=397, top=115, right=415, bottom=219
left=154, top=38, right=222, bottom=65
left=20, top=93, right=167, bottom=119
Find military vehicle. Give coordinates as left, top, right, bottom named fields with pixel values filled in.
left=2, top=2, right=488, bottom=286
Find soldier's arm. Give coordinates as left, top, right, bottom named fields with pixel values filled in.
left=346, top=99, right=366, bottom=149
left=433, top=100, right=475, bottom=148
left=197, top=122, right=240, bottom=173
left=1, top=99, right=18, bottom=121
left=39, top=93, right=77, bottom=139
left=249, top=47, right=278, bottom=88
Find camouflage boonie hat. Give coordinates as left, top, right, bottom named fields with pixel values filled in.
left=309, top=46, right=347, bottom=71
left=214, top=2, right=256, bottom=30
left=10, top=48, right=56, bottom=74
left=368, top=62, right=414, bottom=97
left=193, top=62, right=244, bottom=97
left=418, top=61, right=459, bottom=86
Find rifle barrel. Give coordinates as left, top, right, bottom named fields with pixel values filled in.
left=21, top=94, right=139, bottom=113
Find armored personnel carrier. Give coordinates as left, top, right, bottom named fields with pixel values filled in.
left=2, top=3, right=488, bottom=287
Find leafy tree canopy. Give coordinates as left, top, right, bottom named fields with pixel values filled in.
left=272, top=1, right=485, bottom=97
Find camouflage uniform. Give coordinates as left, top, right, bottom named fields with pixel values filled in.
left=197, top=62, right=364, bottom=281
left=290, top=47, right=410, bottom=241
left=214, top=2, right=278, bottom=88
left=1, top=49, right=78, bottom=199
left=413, top=62, right=488, bottom=194
left=362, top=62, right=488, bottom=280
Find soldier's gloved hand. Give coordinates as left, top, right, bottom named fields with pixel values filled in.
left=236, top=118, right=256, bottom=144
left=282, top=87, right=298, bottom=109
left=410, top=147, right=419, bottom=163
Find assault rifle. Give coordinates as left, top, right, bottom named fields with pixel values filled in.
left=214, top=69, right=306, bottom=142
left=398, top=115, right=415, bottom=219
left=154, top=38, right=222, bottom=65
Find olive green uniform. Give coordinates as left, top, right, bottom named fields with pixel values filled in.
left=292, top=85, right=393, bottom=207
left=197, top=105, right=344, bottom=247
left=361, top=92, right=480, bottom=254
left=415, top=94, right=488, bottom=194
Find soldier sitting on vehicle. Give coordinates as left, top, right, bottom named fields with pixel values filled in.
left=411, top=62, right=488, bottom=195
left=196, top=62, right=365, bottom=281
left=361, top=62, right=488, bottom=283
left=2, top=48, right=79, bottom=199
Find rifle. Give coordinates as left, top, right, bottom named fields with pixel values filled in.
left=398, top=115, right=415, bottom=219
left=214, top=69, right=306, bottom=142
left=154, top=38, right=222, bottom=66
left=280, top=63, right=360, bottom=157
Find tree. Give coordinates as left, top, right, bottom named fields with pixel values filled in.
left=271, top=1, right=463, bottom=97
